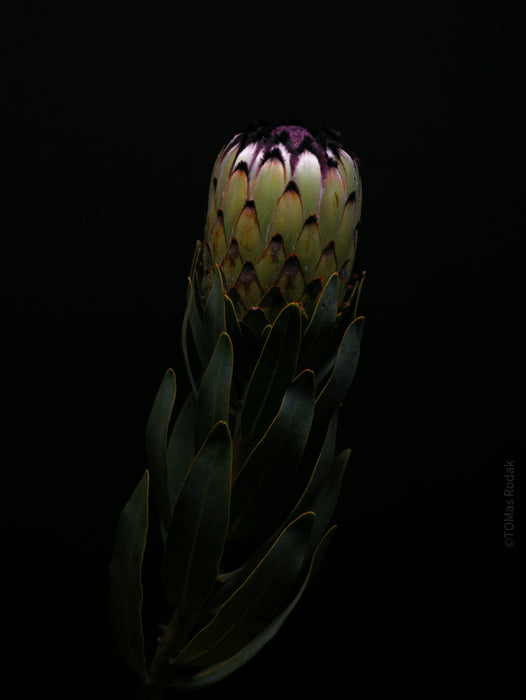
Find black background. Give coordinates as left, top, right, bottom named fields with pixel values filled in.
left=4, top=1, right=524, bottom=698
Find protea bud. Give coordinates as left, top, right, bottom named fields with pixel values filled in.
left=202, top=124, right=362, bottom=319
left=109, top=123, right=366, bottom=698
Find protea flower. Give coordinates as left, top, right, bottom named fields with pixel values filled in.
left=202, top=124, right=362, bottom=320
left=109, top=123, right=366, bottom=697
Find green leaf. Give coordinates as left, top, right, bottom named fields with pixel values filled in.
left=182, top=278, right=198, bottom=397
left=313, top=276, right=365, bottom=391
left=207, top=537, right=276, bottom=617
left=315, top=316, right=364, bottom=421
left=224, top=293, right=242, bottom=344
left=172, top=511, right=315, bottom=669
left=145, top=369, right=176, bottom=538
left=172, top=525, right=336, bottom=690
left=108, top=471, right=149, bottom=681
left=163, top=422, right=232, bottom=612
left=189, top=272, right=212, bottom=369
left=204, top=264, right=226, bottom=348
left=291, top=409, right=339, bottom=519
left=301, top=272, right=339, bottom=358
left=344, top=271, right=365, bottom=319
left=196, top=332, right=233, bottom=449
left=230, top=369, right=315, bottom=542
left=305, top=448, right=351, bottom=556
left=240, top=303, right=301, bottom=445
left=167, top=391, right=196, bottom=509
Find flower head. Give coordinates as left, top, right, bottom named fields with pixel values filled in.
left=204, top=123, right=362, bottom=318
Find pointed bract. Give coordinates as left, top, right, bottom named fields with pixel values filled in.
left=252, top=157, right=286, bottom=242
left=267, top=183, right=304, bottom=250
left=293, top=151, right=322, bottom=219
left=233, top=202, right=264, bottom=262
left=222, top=166, right=249, bottom=240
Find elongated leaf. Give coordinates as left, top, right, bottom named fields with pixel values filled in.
left=301, top=272, right=339, bottom=358
left=173, top=511, right=315, bottom=669
left=315, top=316, right=364, bottom=421
left=207, top=534, right=277, bottom=616
left=201, top=397, right=333, bottom=619
left=189, top=272, right=212, bottom=369
left=305, top=448, right=351, bottom=555
left=172, top=525, right=336, bottom=690
left=224, top=293, right=242, bottom=344
left=182, top=278, right=198, bottom=397
left=344, top=271, right=365, bottom=319
left=196, top=332, right=233, bottom=448
left=260, top=323, right=271, bottom=344
left=204, top=265, right=226, bottom=347
left=315, top=278, right=365, bottom=390
left=108, top=471, right=149, bottom=681
left=291, top=409, right=339, bottom=520
left=167, top=391, right=196, bottom=509
left=145, top=370, right=176, bottom=538
left=240, top=303, right=301, bottom=445
left=163, top=422, right=232, bottom=612
left=230, top=370, right=315, bottom=542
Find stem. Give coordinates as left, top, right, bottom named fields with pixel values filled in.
left=142, top=674, right=169, bottom=700
left=143, top=608, right=196, bottom=699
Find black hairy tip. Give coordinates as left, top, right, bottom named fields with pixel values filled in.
left=263, top=147, right=284, bottom=164
left=234, top=161, right=249, bottom=175
left=347, top=191, right=356, bottom=203
left=327, top=157, right=339, bottom=169
left=245, top=200, right=256, bottom=210
left=282, top=254, right=301, bottom=271
left=304, top=214, right=318, bottom=226
left=274, top=130, right=291, bottom=147
left=284, top=180, right=300, bottom=194
left=298, top=135, right=315, bottom=154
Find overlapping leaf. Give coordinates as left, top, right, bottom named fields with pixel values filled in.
left=300, top=272, right=339, bottom=370
left=166, top=391, right=196, bottom=509
left=304, top=448, right=351, bottom=557
left=188, top=272, right=212, bottom=369
left=163, top=422, right=232, bottom=612
left=315, top=316, right=364, bottom=421
left=239, top=302, right=301, bottom=445
left=108, top=471, right=149, bottom=681
left=204, top=265, right=226, bottom=348
left=196, top=332, right=233, bottom=448
left=145, top=369, right=176, bottom=537
left=224, top=293, right=242, bottom=345
left=172, top=512, right=315, bottom=669
left=182, top=277, right=198, bottom=396
left=291, top=409, right=339, bottom=520
left=172, top=525, right=336, bottom=690
left=229, top=369, right=315, bottom=542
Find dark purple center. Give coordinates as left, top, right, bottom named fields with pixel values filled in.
left=236, top=122, right=344, bottom=179
left=270, top=125, right=313, bottom=151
